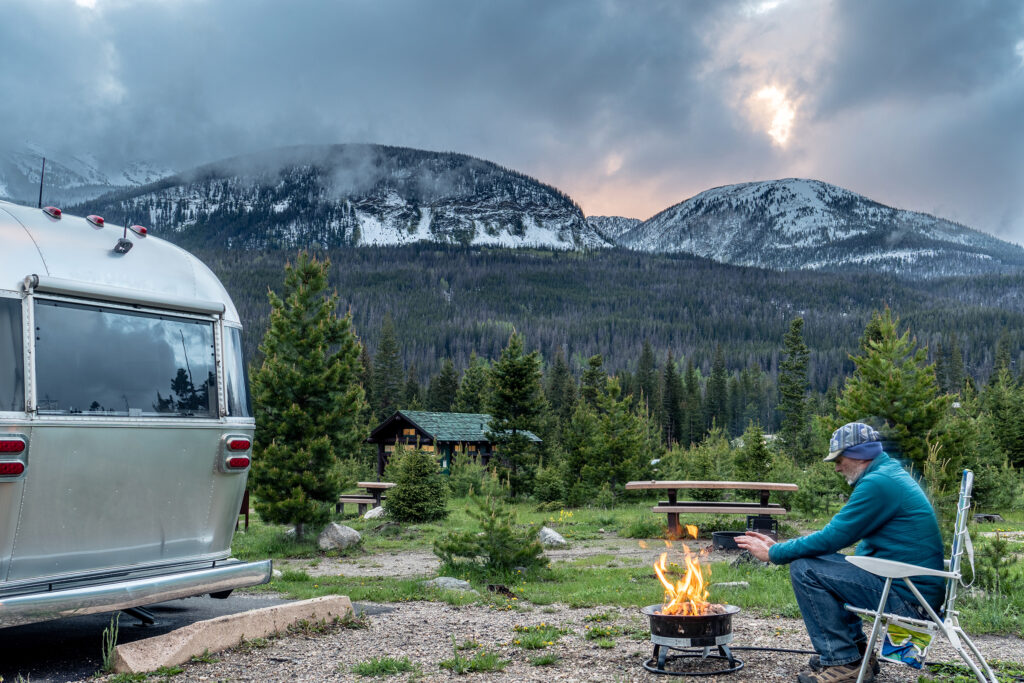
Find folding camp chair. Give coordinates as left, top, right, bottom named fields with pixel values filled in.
left=844, top=470, right=997, bottom=683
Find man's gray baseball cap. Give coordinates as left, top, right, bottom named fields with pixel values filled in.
left=825, top=422, right=881, bottom=462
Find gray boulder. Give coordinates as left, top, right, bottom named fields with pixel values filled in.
left=318, top=522, right=362, bottom=551
left=363, top=506, right=386, bottom=520
left=539, top=526, right=568, bottom=547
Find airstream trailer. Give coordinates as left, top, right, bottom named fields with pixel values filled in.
left=0, top=200, right=271, bottom=627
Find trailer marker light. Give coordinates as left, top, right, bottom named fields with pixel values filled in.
left=227, top=456, right=250, bottom=469
left=87, top=215, right=105, bottom=227
left=43, top=206, right=62, bottom=219
left=0, top=439, right=25, bottom=454
left=0, top=462, right=25, bottom=476
left=227, top=438, right=251, bottom=451
left=129, top=224, right=148, bottom=237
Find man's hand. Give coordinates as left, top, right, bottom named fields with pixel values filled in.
left=734, top=530, right=776, bottom=563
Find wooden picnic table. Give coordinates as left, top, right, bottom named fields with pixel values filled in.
left=625, top=480, right=799, bottom=539
left=337, top=481, right=395, bottom=515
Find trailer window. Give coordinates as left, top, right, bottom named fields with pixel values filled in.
left=0, top=298, right=24, bottom=411
left=223, top=326, right=252, bottom=417
left=34, top=300, right=217, bottom=418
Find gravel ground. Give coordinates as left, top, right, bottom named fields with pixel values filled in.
left=85, top=600, right=1024, bottom=682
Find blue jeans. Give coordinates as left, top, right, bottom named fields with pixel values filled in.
left=790, top=554, right=925, bottom=666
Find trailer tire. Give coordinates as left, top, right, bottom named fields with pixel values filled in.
left=209, top=589, right=233, bottom=599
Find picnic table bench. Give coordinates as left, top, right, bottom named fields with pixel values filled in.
left=336, top=481, right=395, bottom=515
left=625, top=480, right=799, bottom=539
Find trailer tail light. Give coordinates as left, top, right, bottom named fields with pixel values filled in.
left=227, top=437, right=251, bottom=451
left=226, top=456, right=251, bottom=469
left=0, top=462, right=25, bottom=476
left=87, top=214, right=105, bottom=227
left=43, top=206, right=62, bottom=219
left=0, top=439, right=26, bottom=454
left=129, top=224, right=148, bottom=237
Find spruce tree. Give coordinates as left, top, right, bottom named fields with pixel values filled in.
left=734, top=422, right=773, bottom=498
left=454, top=353, right=490, bottom=413
left=427, top=358, right=460, bottom=411
left=635, top=341, right=660, bottom=418
left=580, top=354, right=606, bottom=408
left=359, top=344, right=375, bottom=425
left=372, top=314, right=403, bottom=420
left=661, top=352, right=683, bottom=444
left=545, top=346, right=576, bottom=422
left=683, top=358, right=703, bottom=446
left=250, top=252, right=367, bottom=539
left=487, top=333, right=546, bottom=496
left=778, top=318, right=811, bottom=463
left=404, top=363, right=423, bottom=409
left=705, top=346, right=729, bottom=431
left=947, top=335, right=965, bottom=394
left=836, top=309, right=950, bottom=472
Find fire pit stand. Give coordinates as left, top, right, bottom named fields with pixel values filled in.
left=641, top=604, right=745, bottom=676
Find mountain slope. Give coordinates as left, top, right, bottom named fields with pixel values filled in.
left=0, top=143, right=173, bottom=206
left=619, top=178, right=1024, bottom=277
left=73, top=145, right=609, bottom=250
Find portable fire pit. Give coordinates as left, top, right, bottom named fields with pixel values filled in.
left=641, top=604, right=743, bottom=675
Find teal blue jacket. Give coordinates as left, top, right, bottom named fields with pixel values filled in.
left=768, top=453, right=946, bottom=609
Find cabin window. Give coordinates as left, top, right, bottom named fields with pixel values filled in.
left=0, top=297, right=23, bottom=412
left=34, top=300, right=217, bottom=418
left=223, top=326, right=252, bottom=417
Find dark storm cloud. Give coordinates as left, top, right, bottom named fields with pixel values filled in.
left=1, top=0, right=1023, bottom=240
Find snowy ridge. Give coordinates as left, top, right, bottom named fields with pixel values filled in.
left=74, top=145, right=610, bottom=250
left=619, top=178, right=1024, bottom=277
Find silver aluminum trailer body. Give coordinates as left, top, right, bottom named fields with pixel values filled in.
left=0, top=200, right=270, bottom=627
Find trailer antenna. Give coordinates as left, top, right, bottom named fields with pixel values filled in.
left=37, top=157, right=46, bottom=208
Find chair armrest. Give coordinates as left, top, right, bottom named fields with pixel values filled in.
left=846, top=555, right=956, bottom=579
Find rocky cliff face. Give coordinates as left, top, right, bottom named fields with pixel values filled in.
left=73, top=144, right=610, bottom=250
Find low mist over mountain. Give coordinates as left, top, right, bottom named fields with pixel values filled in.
left=74, top=145, right=609, bottom=250
left=0, top=143, right=173, bottom=206
left=619, top=178, right=1024, bottom=278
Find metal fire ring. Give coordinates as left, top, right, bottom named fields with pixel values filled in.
left=650, top=632, right=734, bottom=648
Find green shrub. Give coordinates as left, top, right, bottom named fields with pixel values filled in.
left=384, top=447, right=449, bottom=523
left=593, top=483, right=616, bottom=509
left=433, top=495, right=547, bottom=579
left=448, top=456, right=507, bottom=499
left=621, top=517, right=665, bottom=539
left=532, top=463, right=564, bottom=503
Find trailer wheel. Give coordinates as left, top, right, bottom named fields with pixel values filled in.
left=209, top=589, right=233, bottom=599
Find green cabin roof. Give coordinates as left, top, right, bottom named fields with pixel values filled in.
left=381, top=410, right=541, bottom=443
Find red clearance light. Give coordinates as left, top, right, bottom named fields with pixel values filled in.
left=227, top=438, right=251, bottom=451
left=43, top=206, right=62, bottom=219
left=128, top=224, right=148, bottom=237
left=87, top=215, right=105, bottom=227
left=0, top=462, right=25, bottom=476
left=0, top=439, right=25, bottom=454
left=226, top=456, right=250, bottom=469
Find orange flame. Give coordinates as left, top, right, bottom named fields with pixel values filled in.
left=653, top=526, right=710, bottom=615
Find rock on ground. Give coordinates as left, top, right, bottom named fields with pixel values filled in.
left=363, top=506, right=385, bottom=519
left=540, top=526, right=568, bottom=547
left=317, top=523, right=361, bottom=551
left=421, top=577, right=475, bottom=591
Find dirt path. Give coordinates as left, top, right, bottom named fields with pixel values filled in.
left=277, top=535, right=740, bottom=578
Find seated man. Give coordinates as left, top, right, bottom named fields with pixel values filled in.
left=737, top=422, right=945, bottom=683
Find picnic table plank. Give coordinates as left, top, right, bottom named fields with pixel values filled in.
left=626, top=480, right=798, bottom=491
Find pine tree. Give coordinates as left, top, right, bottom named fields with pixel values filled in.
left=705, top=346, right=729, bottom=431
left=359, top=344, right=375, bottom=425
left=836, top=309, right=950, bottom=472
left=661, top=352, right=683, bottom=444
left=250, top=252, right=367, bottom=538
left=947, top=335, right=965, bottom=394
left=372, top=314, right=403, bottom=420
left=454, top=353, right=490, bottom=413
left=580, top=354, right=606, bottom=408
left=487, top=333, right=547, bottom=495
left=683, top=358, right=703, bottom=446
left=734, top=422, right=773, bottom=498
left=635, top=341, right=660, bottom=418
left=932, top=340, right=947, bottom=394
left=404, top=363, right=423, bottom=409
left=427, top=358, right=460, bottom=411
left=778, top=318, right=811, bottom=463
left=994, top=329, right=1012, bottom=376
left=545, top=346, right=576, bottom=422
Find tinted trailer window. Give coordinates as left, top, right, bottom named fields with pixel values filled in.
left=0, top=297, right=23, bottom=412
left=34, top=300, right=217, bottom=417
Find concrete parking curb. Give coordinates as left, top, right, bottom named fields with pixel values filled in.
left=113, top=595, right=354, bottom=673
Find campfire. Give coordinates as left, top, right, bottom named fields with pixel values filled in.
left=641, top=526, right=744, bottom=675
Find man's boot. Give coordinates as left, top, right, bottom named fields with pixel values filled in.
left=807, top=641, right=879, bottom=675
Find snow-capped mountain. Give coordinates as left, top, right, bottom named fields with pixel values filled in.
left=619, top=178, right=1024, bottom=277
left=0, top=143, right=174, bottom=206
left=73, top=145, right=610, bottom=250
left=586, top=215, right=642, bottom=242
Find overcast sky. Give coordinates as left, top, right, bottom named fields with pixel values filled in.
left=3, top=0, right=1023, bottom=241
